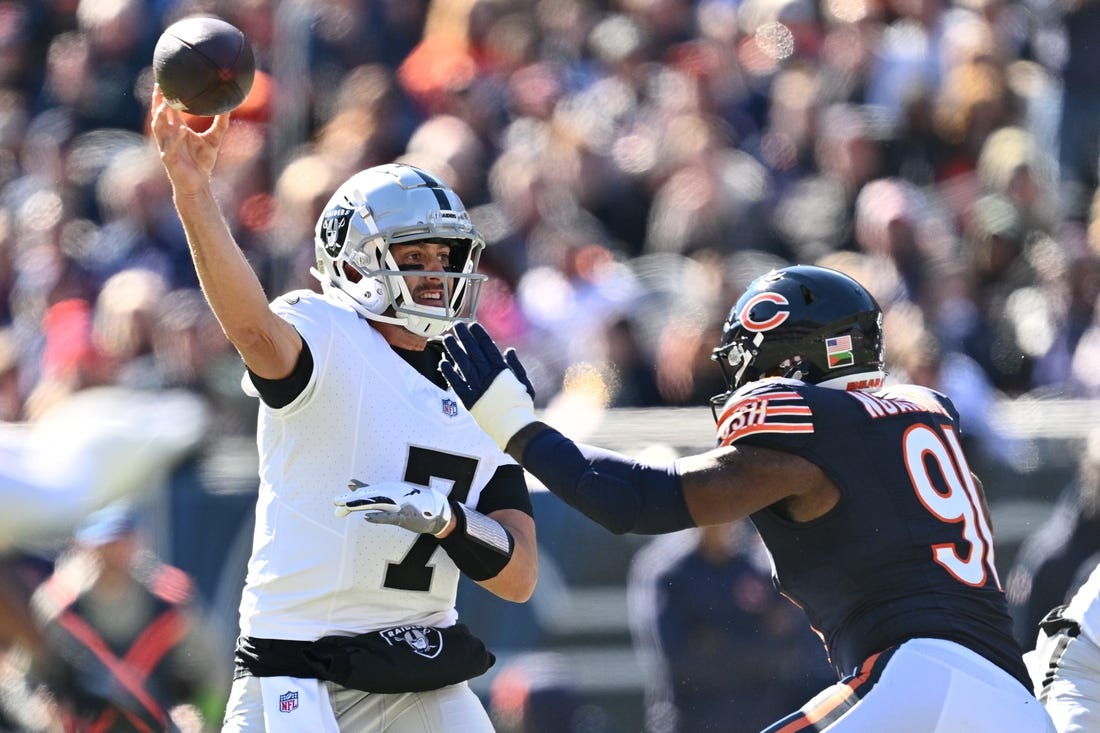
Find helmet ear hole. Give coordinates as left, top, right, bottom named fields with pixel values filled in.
left=342, top=262, right=363, bottom=283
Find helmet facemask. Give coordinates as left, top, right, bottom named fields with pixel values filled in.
left=374, top=236, right=486, bottom=338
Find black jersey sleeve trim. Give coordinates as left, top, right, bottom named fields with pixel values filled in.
left=247, top=337, right=314, bottom=409
left=475, top=463, right=534, bottom=518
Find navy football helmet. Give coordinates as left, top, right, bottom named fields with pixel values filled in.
left=710, top=265, right=885, bottom=411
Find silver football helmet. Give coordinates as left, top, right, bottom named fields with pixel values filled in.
left=311, top=163, right=487, bottom=338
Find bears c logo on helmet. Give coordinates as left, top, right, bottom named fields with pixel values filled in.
left=738, top=292, right=791, bottom=332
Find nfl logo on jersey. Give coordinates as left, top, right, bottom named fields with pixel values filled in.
left=442, top=398, right=459, bottom=417
left=279, top=690, right=298, bottom=713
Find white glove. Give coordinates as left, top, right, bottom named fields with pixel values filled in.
left=467, top=370, right=538, bottom=451
left=440, top=323, right=538, bottom=450
left=334, top=480, right=453, bottom=537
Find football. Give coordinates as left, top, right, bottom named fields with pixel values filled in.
left=153, top=16, right=255, bottom=117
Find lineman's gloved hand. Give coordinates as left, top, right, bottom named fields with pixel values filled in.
left=334, top=481, right=452, bottom=537
left=440, top=322, right=537, bottom=450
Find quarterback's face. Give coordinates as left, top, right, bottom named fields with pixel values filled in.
left=390, top=241, right=452, bottom=307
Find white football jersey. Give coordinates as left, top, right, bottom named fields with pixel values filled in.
left=237, top=291, right=518, bottom=641
left=1065, top=561, right=1100, bottom=643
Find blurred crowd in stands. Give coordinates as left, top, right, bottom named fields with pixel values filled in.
left=2, top=0, right=1100, bottom=435
left=2, top=0, right=1100, bottom=728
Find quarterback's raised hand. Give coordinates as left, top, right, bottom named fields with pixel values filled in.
left=440, top=323, right=537, bottom=450
left=150, top=85, right=230, bottom=197
left=334, top=480, right=452, bottom=537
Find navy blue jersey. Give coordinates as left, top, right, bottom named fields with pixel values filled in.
left=714, top=378, right=1030, bottom=688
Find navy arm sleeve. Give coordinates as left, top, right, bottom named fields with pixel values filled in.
left=521, top=428, right=694, bottom=535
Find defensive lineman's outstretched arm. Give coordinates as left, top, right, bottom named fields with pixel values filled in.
left=440, top=324, right=827, bottom=532
left=149, top=86, right=301, bottom=380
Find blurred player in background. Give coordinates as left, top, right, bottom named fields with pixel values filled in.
left=628, top=521, right=834, bottom=732
left=0, top=383, right=207, bottom=657
left=441, top=264, right=1055, bottom=732
left=0, top=386, right=207, bottom=547
left=150, top=88, right=537, bottom=732
left=1028, top=559, right=1100, bottom=732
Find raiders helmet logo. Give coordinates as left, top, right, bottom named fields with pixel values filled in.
left=738, top=292, right=791, bottom=332
left=320, top=205, right=354, bottom=257
left=380, top=625, right=444, bottom=659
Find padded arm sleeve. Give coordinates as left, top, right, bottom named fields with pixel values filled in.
left=521, top=428, right=694, bottom=535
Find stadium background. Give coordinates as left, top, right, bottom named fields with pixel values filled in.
left=3, top=0, right=1100, bottom=729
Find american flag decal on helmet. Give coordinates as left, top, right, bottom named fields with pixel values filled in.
left=442, top=398, right=459, bottom=417
left=715, top=382, right=814, bottom=447
left=826, top=335, right=854, bottom=368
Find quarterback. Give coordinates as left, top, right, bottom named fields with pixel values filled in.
left=151, top=87, right=537, bottom=732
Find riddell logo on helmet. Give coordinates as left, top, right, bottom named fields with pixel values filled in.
left=738, top=293, right=790, bottom=332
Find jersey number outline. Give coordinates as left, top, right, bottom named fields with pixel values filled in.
left=383, top=446, right=479, bottom=592
left=903, top=423, right=1000, bottom=589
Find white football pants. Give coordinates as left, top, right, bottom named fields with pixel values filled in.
left=764, top=637, right=1055, bottom=732
left=221, top=674, right=495, bottom=732
left=1029, top=624, right=1100, bottom=733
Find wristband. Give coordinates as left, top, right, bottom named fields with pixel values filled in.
left=438, top=501, right=514, bottom=581
left=469, top=370, right=537, bottom=450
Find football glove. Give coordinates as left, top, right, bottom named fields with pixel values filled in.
left=334, top=480, right=452, bottom=537
left=440, top=322, right=537, bottom=450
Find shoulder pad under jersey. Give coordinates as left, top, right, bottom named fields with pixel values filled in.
left=873, top=383, right=958, bottom=423
left=715, top=378, right=815, bottom=448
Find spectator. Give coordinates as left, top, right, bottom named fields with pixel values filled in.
left=888, top=322, right=1016, bottom=470
left=628, top=522, right=833, bottom=732
left=1006, top=427, right=1100, bottom=647
left=24, top=503, right=220, bottom=731
left=0, top=1, right=1099, bottom=725
left=488, top=651, right=614, bottom=733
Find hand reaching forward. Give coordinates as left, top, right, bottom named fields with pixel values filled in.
left=334, top=480, right=453, bottom=537
left=149, top=85, right=230, bottom=196
left=439, top=322, right=538, bottom=450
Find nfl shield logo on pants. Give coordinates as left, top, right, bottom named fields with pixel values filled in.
left=442, top=398, right=459, bottom=417
left=279, top=690, right=298, bottom=713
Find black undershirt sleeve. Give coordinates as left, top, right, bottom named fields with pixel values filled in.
left=247, top=336, right=314, bottom=408
left=475, top=463, right=534, bottom=518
